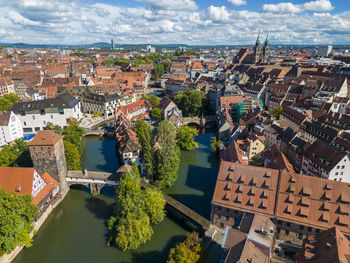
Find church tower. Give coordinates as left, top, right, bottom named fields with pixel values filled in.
left=254, top=34, right=261, bottom=64
left=29, top=130, right=68, bottom=195
left=263, top=34, right=270, bottom=64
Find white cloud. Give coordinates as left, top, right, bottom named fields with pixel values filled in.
left=227, top=0, right=247, bottom=6
left=207, top=5, right=231, bottom=22
left=0, top=0, right=348, bottom=45
left=262, top=0, right=333, bottom=13
left=136, top=0, right=198, bottom=10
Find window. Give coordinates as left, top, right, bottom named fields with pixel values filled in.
left=24, top=121, right=26, bottom=126
left=307, top=227, right=312, bottom=232
left=286, top=222, right=291, bottom=227
left=341, top=165, right=345, bottom=169
left=51, top=115, right=53, bottom=119
left=59, top=109, right=64, bottom=115
left=300, top=225, right=304, bottom=230
left=32, top=115, right=35, bottom=120
left=40, top=109, right=45, bottom=115
left=43, top=120, right=46, bottom=125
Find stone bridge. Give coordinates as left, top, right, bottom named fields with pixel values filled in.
left=66, top=170, right=119, bottom=194
left=182, top=115, right=218, bottom=128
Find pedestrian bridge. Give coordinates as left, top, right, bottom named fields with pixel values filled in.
left=66, top=170, right=119, bottom=194
left=182, top=115, right=218, bottom=128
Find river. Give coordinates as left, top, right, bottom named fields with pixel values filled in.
left=13, top=129, right=219, bottom=263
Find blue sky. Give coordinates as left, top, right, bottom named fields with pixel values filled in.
left=0, top=0, right=350, bottom=45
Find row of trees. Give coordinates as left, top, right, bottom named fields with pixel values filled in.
left=0, top=190, right=38, bottom=255
left=0, top=94, right=20, bottom=111
left=135, top=120, right=181, bottom=189
left=146, top=95, right=162, bottom=120
left=107, top=163, right=166, bottom=251
left=44, top=121, right=85, bottom=170
left=0, top=140, right=32, bottom=167
left=135, top=120, right=199, bottom=189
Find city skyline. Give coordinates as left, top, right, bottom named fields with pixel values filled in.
left=0, top=0, right=350, bottom=46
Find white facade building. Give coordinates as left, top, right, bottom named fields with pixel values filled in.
left=11, top=94, right=82, bottom=134
left=0, top=111, right=23, bottom=146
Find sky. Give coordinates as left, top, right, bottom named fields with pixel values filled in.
left=0, top=0, right=350, bottom=45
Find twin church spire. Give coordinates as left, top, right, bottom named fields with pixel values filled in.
left=254, top=34, right=270, bottom=64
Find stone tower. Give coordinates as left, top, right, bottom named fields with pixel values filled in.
left=29, top=130, right=68, bottom=194
left=254, top=34, right=261, bottom=64
left=263, top=34, right=270, bottom=64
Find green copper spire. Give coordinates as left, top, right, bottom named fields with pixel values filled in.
left=265, top=34, right=269, bottom=44
left=256, top=33, right=260, bottom=45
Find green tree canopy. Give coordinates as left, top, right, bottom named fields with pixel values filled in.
left=175, top=90, right=204, bottom=117
left=44, top=122, right=62, bottom=135
left=147, top=95, right=161, bottom=108
left=134, top=120, right=155, bottom=179
left=154, top=120, right=180, bottom=189
left=167, top=232, right=206, bottom=263
left=151, top=107, right=162, bottom=120
left=63, top=141, right=81, bottom=170
left=0, top=190, right=38, bottom=255
left=108, top=163, right=165, bottom=251
left=0, top=140, right=32, bottom=167
left=177, top=125, right=198, bottom=151
left=210, top=136, right=223, bottom=154
left=63, top=124, right=85, bottom=153
left=273, top=106, right=283, bottom=120
left=0, top=94, right=20, bottom=111
left=143, top=188, right=166, bottom=224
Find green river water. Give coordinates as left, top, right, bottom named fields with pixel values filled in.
left=13, top=129, right=219, bottom=263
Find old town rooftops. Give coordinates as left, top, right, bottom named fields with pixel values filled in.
left=29, top=130, right=62, bottom=146
left=212, top=162, right=350, bottom=235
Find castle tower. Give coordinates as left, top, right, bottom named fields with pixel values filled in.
left=263, top=34, right=270, bottom=64
left=29, top=130, right=68, bottom=194
left=254, top=34, right=262, bottom=64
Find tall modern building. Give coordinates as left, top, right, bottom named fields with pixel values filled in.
left=254, top=34, right=270, bottom=64
left=111, top=39, right=115, bottom=51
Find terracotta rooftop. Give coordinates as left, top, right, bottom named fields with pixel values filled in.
left=296, top=227, right=350, bottom=263
left=212, top=162, right=350, bottom=236
left=28, top=130, right=62, bottom=146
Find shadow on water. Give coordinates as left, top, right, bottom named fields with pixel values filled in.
left=96, top=137, right=119, bottom=172
left=128, top=235, right=186, bottom=263
left=69, top=184, right=91, bottom=193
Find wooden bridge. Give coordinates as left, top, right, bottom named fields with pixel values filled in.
left=66, top=170, right=119, bottom=194
left=139, top=179, right=211, bottom=231
left=182, top=115, right=218, bottom=128
left=66, top=170, right=211, bottom=230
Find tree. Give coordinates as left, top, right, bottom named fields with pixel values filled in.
left=273, top=106, right=283, bottom=120
left=108, top=164, right=165, bottom=251
left=148, top=95, right=161, bottom=108
left=154, top=63, right=164, bottom=80
left=210, top=136, right=223, bottom=154
left=151, top=107, right=162, bottom=120
left=143, top=188, right=166, bottom=224
left=63, top=141, right=81, bottom=170
left=0, top=140, right=32, bottom=167
left=175, top=90, right=204, bottom=117
left=44, top=122, right=62, bottom=135
left=154, top=120, right=180, bottom=189
left=115, top=211, right=153, bottom=251
left=177, top=125, right=198, bottom=151
left=134, top=120, right=155, bottom=179
left=0, top=94, right=20, bottom=111
left=63, top=124, right=85, bottom=153
left=0, top=190, right=38, bottom=255
left=167, top=232, right=206, bottom=263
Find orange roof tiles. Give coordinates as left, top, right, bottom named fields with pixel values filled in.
left=29, top=130, right=62, bottom=146
left=213, top=162, right=350, bottom=235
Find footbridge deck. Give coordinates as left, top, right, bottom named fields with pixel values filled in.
left=140, top=179, right=211, bottom=230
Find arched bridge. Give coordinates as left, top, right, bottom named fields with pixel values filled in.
left=66, top=170, right=119, bottom=194
left=182, top=115, right=218, bottom=128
